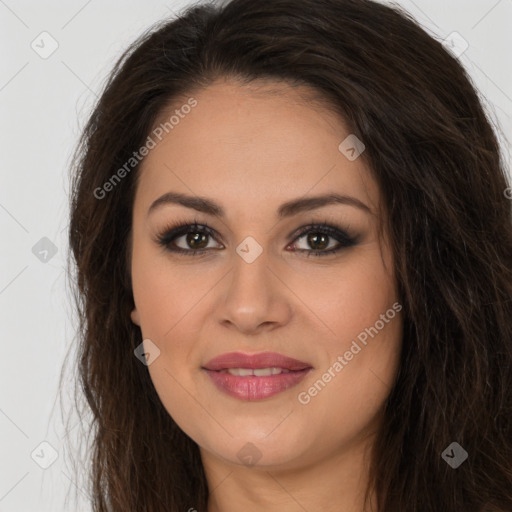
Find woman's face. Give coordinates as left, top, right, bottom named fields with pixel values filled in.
left=130, top=79, right=403, bottom=470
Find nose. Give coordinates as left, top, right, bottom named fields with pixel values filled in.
left=216, top=247, right=293, bottom=335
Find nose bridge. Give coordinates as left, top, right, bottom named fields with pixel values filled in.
left=218, top=236, right=292, bottom=333
left=229, top=238, right=273, bottom=307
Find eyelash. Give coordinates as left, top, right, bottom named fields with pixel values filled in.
left=154, top=218, right=358, bottom=258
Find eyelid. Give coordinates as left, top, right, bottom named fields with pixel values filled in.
left=287, top=220, right=356, bottom=242
left=154, top=217, right=358, bottom=256
left=153, top=219, right=222, bottom=248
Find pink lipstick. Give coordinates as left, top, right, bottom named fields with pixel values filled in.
left=202, top=351, right=312, bottom=401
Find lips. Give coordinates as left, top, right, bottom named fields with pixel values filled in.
left=202, top=351, right=313, bottom=401
left=202, top=351, right=312, bottom=371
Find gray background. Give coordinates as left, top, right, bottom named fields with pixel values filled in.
left=1, top=1, right=511, bottom=510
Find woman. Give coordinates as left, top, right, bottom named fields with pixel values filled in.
left=67, top=0, right=512, bottom=510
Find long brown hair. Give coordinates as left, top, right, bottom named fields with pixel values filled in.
left=66, top=0, right=512, bottom=510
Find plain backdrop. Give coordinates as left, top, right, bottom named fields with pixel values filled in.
left=1, top=1, right=511, bottom=510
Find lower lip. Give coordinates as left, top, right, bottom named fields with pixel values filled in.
left=203, top=368, right=311, bottom=401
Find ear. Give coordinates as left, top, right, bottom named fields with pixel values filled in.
left=131, top=308, right=141, bottom=326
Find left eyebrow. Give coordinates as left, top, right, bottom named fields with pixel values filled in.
left=147, top=191, right=372, bottom=218
left=277, top=193, right=372, bottom=217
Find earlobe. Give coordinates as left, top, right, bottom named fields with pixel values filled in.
left=131, top=308, right=141, bottom=326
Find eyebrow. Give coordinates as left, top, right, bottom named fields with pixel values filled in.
left=147, top=191, right=372, bottom=218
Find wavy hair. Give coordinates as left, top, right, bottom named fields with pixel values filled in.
left=66, top=0, right=512, bottom=510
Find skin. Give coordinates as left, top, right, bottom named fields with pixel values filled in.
left=130, top=78, right=403, bottom=512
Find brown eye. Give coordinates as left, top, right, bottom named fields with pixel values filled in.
left=289, top=224, right=357, bottom=257
left=156, top=221, right=357, bottom=257
left=156, top=222, right=222, bottom=254
left=305, top=232, right=330, bottom=251
left=183, top=231, right=210, bottom=250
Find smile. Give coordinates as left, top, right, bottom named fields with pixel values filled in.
left=202, top=351, right=313, bottom=400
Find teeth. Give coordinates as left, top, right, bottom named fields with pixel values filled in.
left=221, top=367, right=291, bottom=376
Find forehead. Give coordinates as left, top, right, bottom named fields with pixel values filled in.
left=135, top=79, right=379, bottom=218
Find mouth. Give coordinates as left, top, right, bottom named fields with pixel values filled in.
left=202, top=351, right=313, bottom=401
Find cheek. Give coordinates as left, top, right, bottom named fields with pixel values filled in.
left=290, top=246, right=398, bottom=349
left=131, top=243, right=205, bottom=337
left=131, top=248, right=206, bottom=433
left=296, top=292, right=402, bottom=455
left=291, top=246, right=402, bottom=408
left=130, top=246, right=218, bottom=400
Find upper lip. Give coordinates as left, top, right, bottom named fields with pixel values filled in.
left=202, top=351, right=312, bottom=371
